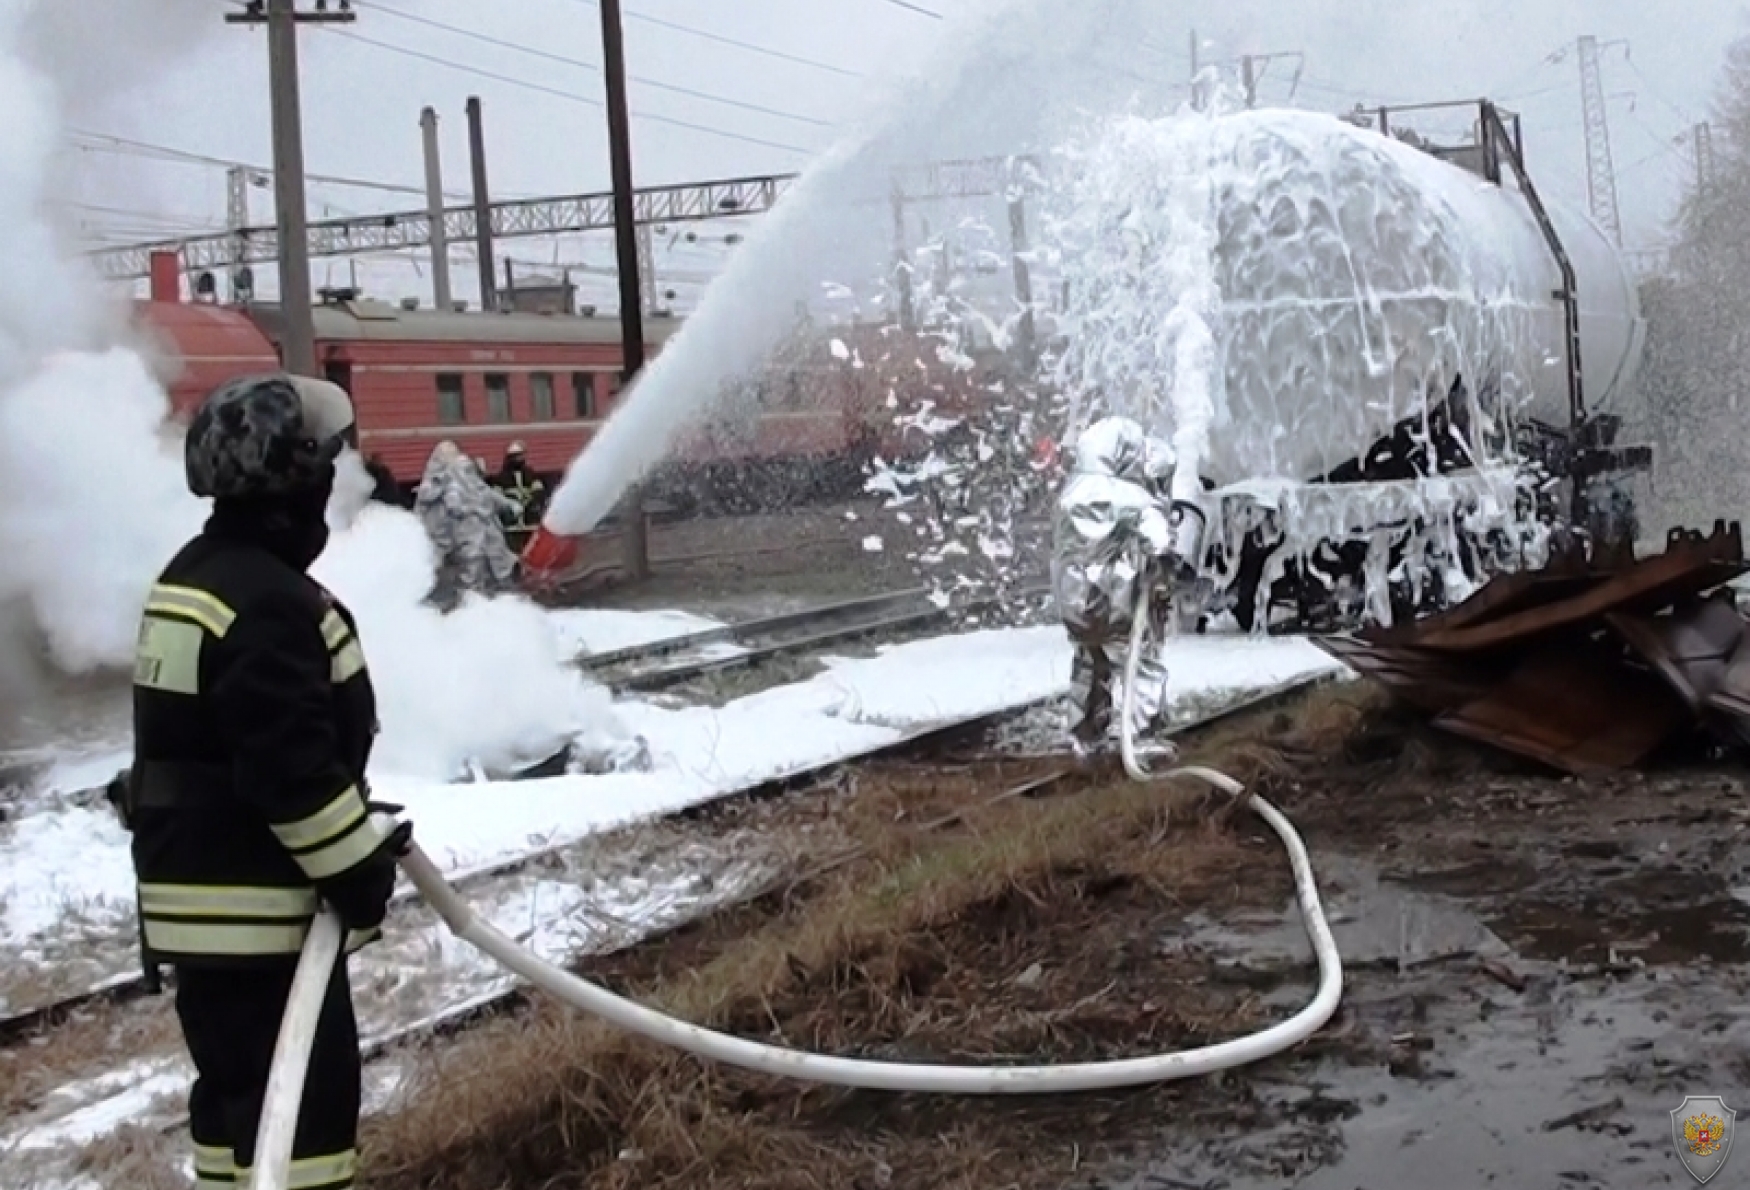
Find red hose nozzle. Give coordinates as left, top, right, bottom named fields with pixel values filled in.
left=521, top=524, right=582, bottom=590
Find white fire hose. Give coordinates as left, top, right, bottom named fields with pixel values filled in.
left=248, top=910, right=345, bottom=1190
left=248, top=601, right=1344, bottom=1186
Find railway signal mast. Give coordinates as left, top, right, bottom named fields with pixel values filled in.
left=225, top=0, right=357, bottom=378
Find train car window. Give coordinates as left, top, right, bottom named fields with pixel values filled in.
left=530, top=373, right=556, bottom=421
left=572, top=372, right=596, bottom=419
left=436, top=373, right=466, bottom=424
left=485, top=373, right=511, bottom=423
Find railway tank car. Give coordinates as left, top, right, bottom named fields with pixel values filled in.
left=1066, top=101, right=1651, bottom=629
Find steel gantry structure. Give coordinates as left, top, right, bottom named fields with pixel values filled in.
left=89, top=157, right=1042, bottom=285
left=92, top=174, right=798, bottom=284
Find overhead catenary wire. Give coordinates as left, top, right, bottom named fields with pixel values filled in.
left=321, top=26, right=814, bottom=156
left=213, top=0, right=814, bottom=155
left=877, top=0, right=944, bottom=17
left=563, top=0, right=864, bottom=79
left=1620, top=55, right=1696, bottom=127
left=66, top=129, right=477, bottom=202
left=355, top=0, right=833, bottom=128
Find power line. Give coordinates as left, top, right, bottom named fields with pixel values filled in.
left=878, top=0, right=943, bottom=17
left=323, top=27, right=814, bottom=155
left=1497, top=83, right=1567, bottom=104
left=1617, top=136, right=1688, bottom=178
left=65, top=199, right=228, bottom=229
left=563, top=0, right=862, bottom=79
left=1620, top=56, right=1696, bottom=127
left=356, top=0, right=831, bottom=127
left=66, top=129, right=475, bottom=200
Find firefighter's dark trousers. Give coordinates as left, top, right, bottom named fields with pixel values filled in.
left=175, top=960, right=361, bottom=1190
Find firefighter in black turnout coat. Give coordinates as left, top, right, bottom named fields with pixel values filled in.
left=113, top=374, right=411, bottom=1190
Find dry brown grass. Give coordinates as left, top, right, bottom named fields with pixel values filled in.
left=0, top=900, right=138, bottom=1016
left=0, top=995, right=182, bottom=1120
left=362, top=684, right=1380, bottom=1190
left=72, top=1123, right=188, bottom=1190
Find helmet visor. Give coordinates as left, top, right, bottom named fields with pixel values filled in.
left=290, top=376, right=358, bottom=457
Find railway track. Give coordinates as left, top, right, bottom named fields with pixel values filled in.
left=0, top=669, right=1329, bottom=1060
left=0, top=588, right=1016, bottom=1045
left=2, top=671, right=1336, bottom=1172
left=580, top=587, right=958, bottom=694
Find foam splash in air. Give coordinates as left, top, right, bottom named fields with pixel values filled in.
left=1053, top=108, right=1555, bottom=486
left=1048, top=106, right=1558, bottom=625
left=542, top=0, right=1189, bottom=536
left=0, top=0, right=625, bottom=780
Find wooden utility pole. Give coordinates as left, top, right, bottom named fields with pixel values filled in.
left=1241, top=54, right=1256, bottom=108
left=599, top=0, right=650, bottom=581
left=225, top=0, right=354, bottom=378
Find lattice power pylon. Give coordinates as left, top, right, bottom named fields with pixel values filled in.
left=1694, top=121, right=1717, bottom=195
left=1577, top=35, right=1624, bottom=246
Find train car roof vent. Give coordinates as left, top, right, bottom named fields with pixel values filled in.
left=346, top=297, right=402, bottom=321
left=400, top=296, right=420, bottom=311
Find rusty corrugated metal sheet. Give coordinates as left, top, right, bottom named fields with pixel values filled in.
left=1711, top=634, right=1750, bottom=745
left=1412, top=524, right=1747, bottom=653
left=1325, top=522, right=1750, bottom=773
left=1362, top=539, right=1596, bottom=646
left=1605, top=594, right=1746, bottom=712
left=1432, top=643, right=1694, bottom=776
left=1313, top=635, right=1502, bottom=716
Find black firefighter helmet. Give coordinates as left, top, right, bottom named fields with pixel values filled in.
left=185, top=373, right=358, bottom=499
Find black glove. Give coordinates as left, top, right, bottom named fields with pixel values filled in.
left=318, top=819, right=414, bottom=931
left=104, top=770, right=134, bottom=830
left=319, top=853, right=395, bottom=932
left=377, top=816, right=414, bottom=857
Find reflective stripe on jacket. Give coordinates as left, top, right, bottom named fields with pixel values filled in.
left=129, top=533, right=381, bottom=965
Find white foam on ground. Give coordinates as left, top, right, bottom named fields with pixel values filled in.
left=0, top=804, right=135, bottom=944
left=0, top=628, right=1344, bottom=951
left=364, top=630, right=1341, bottom=877
left=1, top=631, right=1345, bottom=1181
left=546, top=607, right=725, bottom=660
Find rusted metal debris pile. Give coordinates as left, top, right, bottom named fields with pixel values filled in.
left=1318, top=522, right=1750, bottom=776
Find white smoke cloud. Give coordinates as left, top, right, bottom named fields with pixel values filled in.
left=0, top=0, right=626, bottom=779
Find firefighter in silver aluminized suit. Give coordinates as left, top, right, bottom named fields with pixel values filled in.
left=1051, top=416, right=1192, bottom=753
left=414, top=442, right=521, bottom=603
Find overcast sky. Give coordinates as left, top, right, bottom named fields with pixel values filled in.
left=58, top=0, right=1746, bottom=309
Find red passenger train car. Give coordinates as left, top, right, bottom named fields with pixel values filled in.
left=133, top=292, right=880, bottom=511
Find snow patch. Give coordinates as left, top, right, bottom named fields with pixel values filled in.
left=0, top=804, right=135, bottom=947
left=546, top=607, right=725, bottom=660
